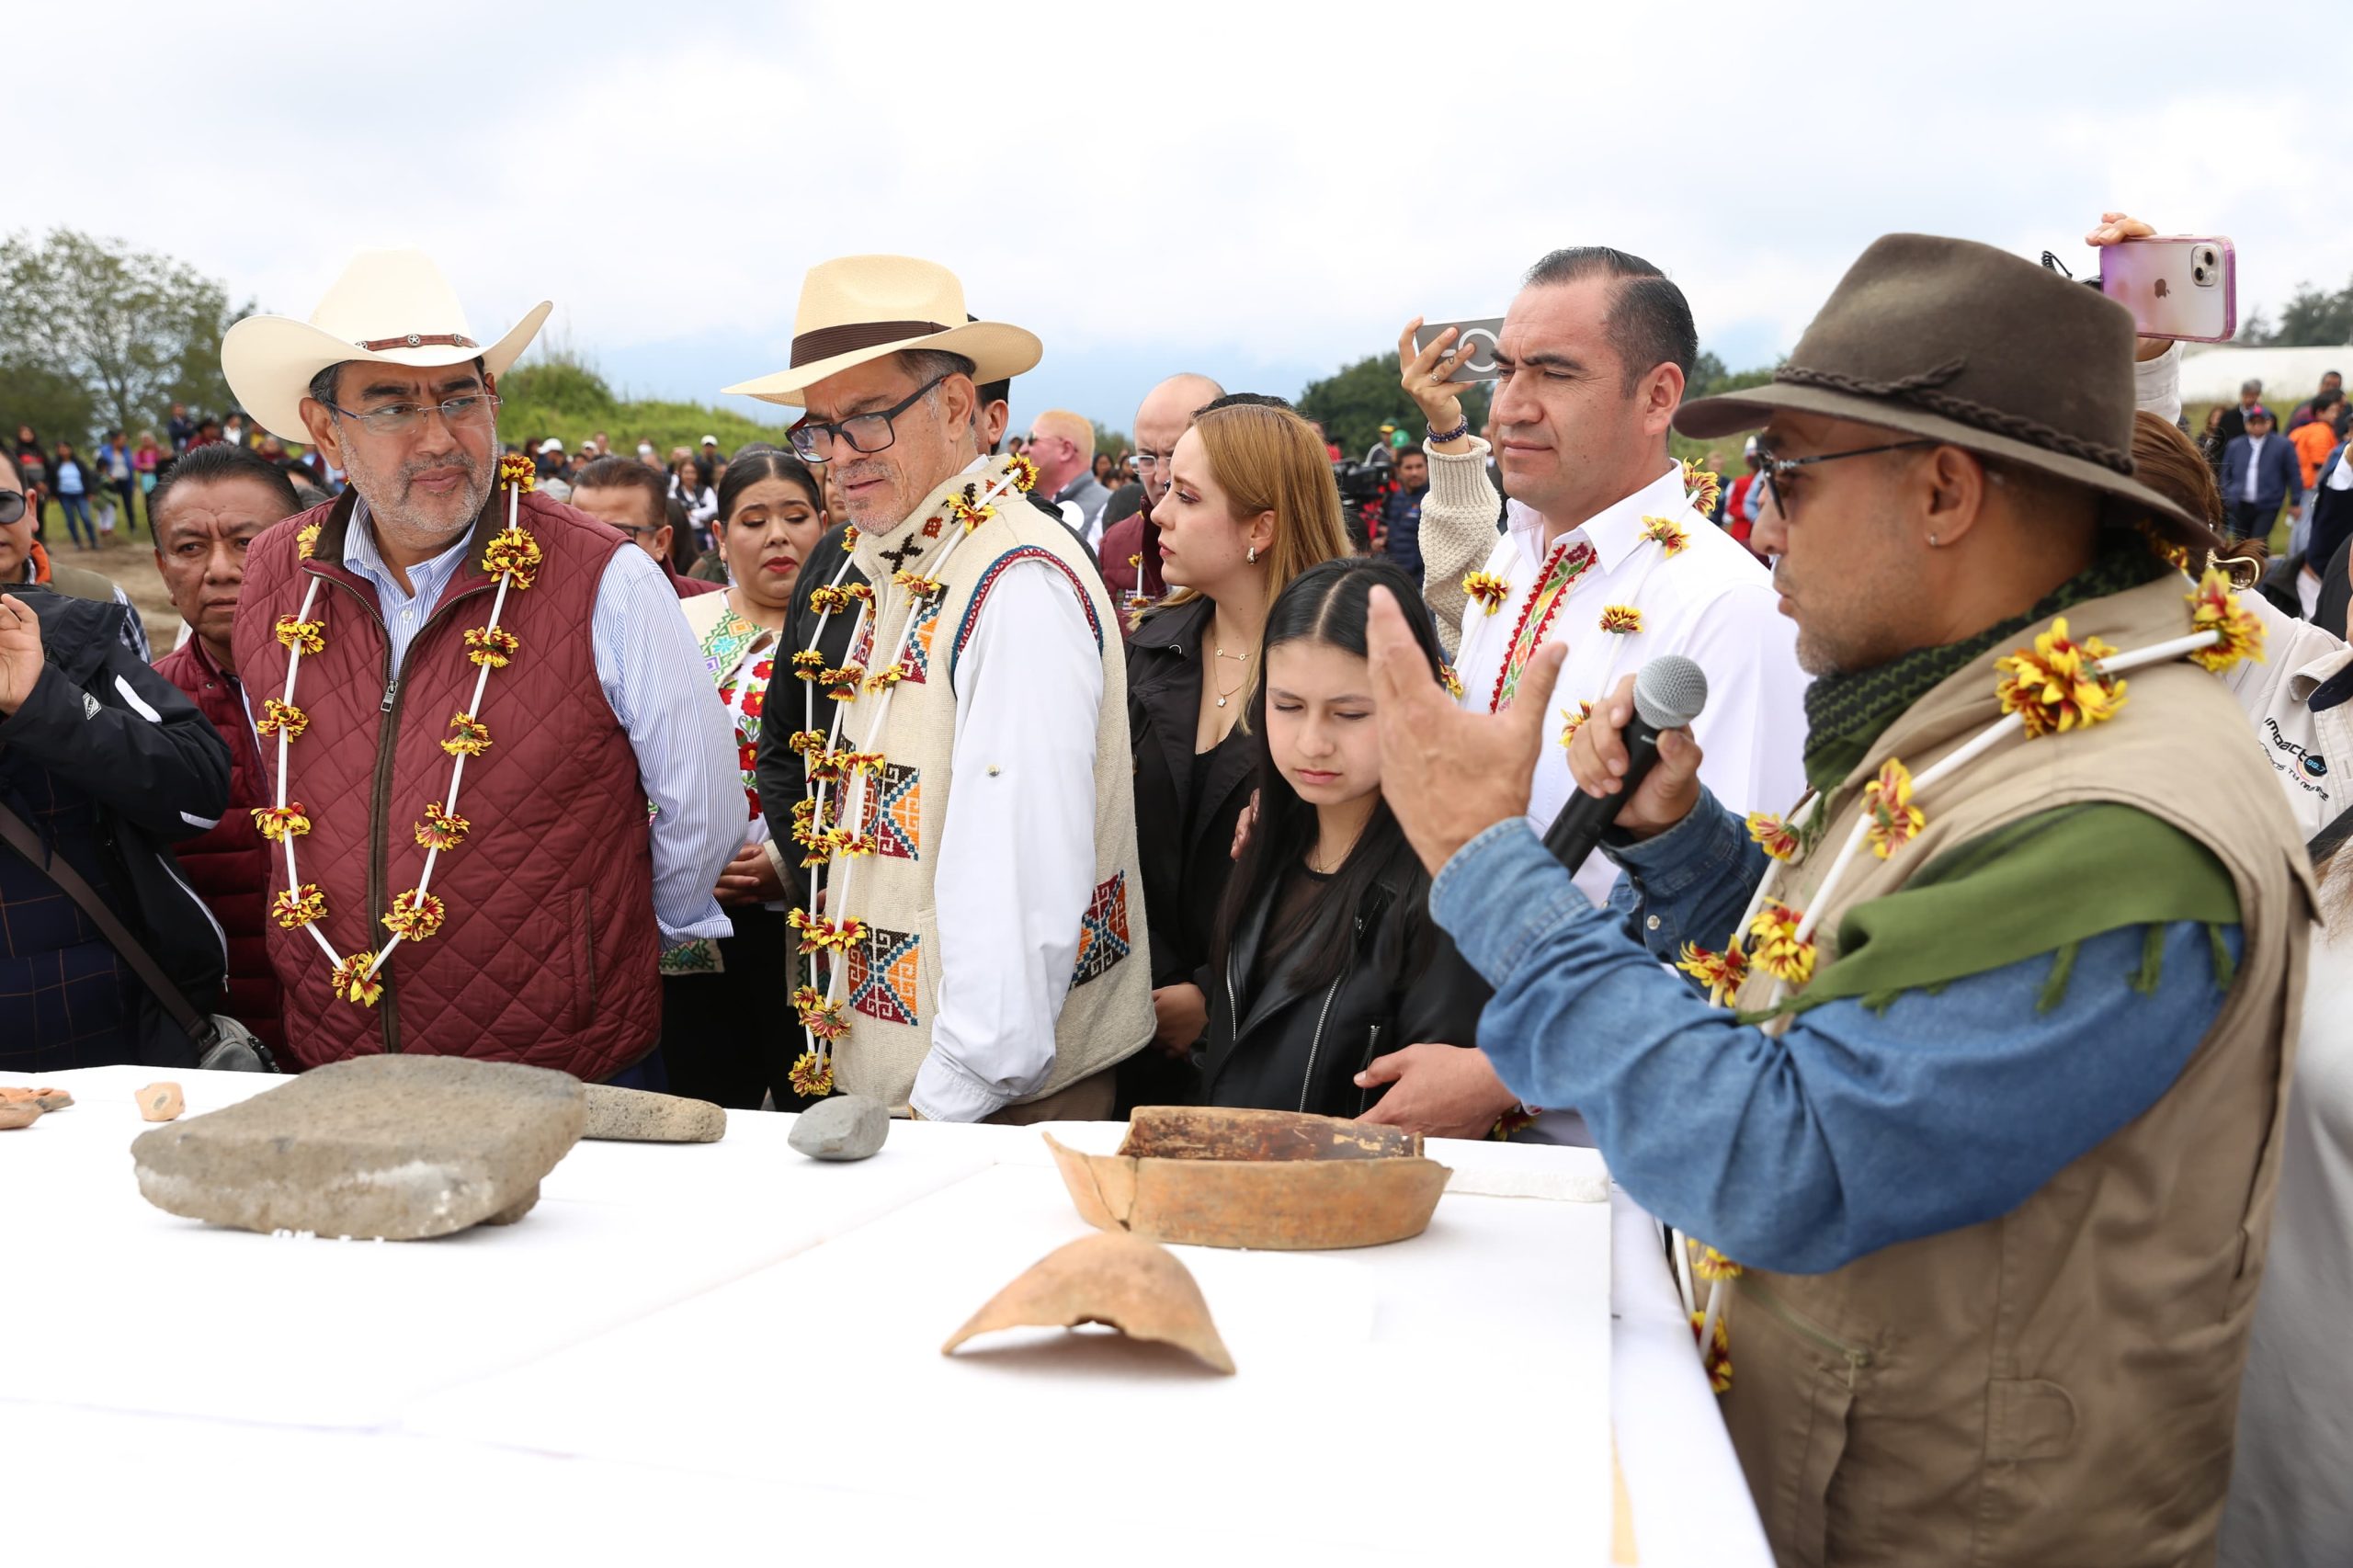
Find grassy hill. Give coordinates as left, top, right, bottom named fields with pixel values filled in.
left=495, top=353, right=786, bottom=456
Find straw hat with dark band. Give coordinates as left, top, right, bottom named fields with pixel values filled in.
left=1675, top=233, right=2204, bottom=540
left=724, top=255, right=1041, bottom=409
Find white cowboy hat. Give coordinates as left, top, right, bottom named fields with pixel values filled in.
left=723, top=255, right=1040, bottom=408
left=221, top=248, right=552, bottom=441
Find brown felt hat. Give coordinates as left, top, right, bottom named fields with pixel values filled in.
left=1675, top=233, right=2204, bottom=540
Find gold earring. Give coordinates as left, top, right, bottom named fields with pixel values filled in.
left=1247, top=545, right=1259, bottom=564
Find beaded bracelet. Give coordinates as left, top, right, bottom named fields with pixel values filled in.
left=1427, top=417, right=1471, bottom=444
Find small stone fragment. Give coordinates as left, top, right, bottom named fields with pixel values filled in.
left=788, top=1095, right=889, bottom=1161
left=0, top=1102, right=42, bottom=1131
left=138, top=1082, right=185, bottom=1122
left=582, top=1084, right=726, bottom=1142
left=131, top=1055, right=585, bottom=1240
left=0, top=1086, right=71, bottom=1112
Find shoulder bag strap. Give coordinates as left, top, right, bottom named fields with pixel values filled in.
left=0, top=799, right=207, bottom=1037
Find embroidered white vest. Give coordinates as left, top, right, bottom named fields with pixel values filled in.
left=823, top=460, right=1152, bottom=1107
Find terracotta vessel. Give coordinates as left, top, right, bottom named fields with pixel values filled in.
left=1044, top=1106, right=1449, bottom=1251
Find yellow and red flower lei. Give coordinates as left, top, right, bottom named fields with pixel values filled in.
left=270, top=883, right=325, bottom=929
left=273, top=614, right=324, bottom=654
left=1461, top=571, right=1511, bottom=616
left=381, top=888, right=447, bottom=942
left=1745, top=812, right=1799, bottom=862
left=1598, top=604, right=1643, bottom=635
left=792, top=984, right=850, bottom=1043
left=1746, top=902, right=1816, bottom=986
left=440, top=711, right=494, bottom=757
left=256, top=699, right=309, bottom=740
left=463, top=625, right=520, bottom=669
left=415, top=801, right=471, bottom=851
left=268, top=460, right=539, bottom=1005
left=1690, top=1308, right=1733, bottom=1393
left=1681, top=460, right=1722, bottom=517
left=1639, top=515, right=1690, bottom=557
left=790, top=910, right=868, bottom=955
left=1676, top=941, right=1749, bottom=1005
left=1861, top=758, right=1925, bottom=858
left=328, top=951, right=383, bottom=1008
left=2186, top=567, right=2265, bottom=675
left=1558, top=699, right=1595, bottom=749
left=252, top=802, right=312, bottom=842
left=788, top=1051, right=836, bottom=1098
left=1994, top=617, right=2126, bottom=739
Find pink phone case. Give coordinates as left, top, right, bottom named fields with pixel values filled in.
left=2097, top=237, right=2236, bottom=343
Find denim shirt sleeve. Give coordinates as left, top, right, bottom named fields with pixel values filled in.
left=1429, top=821, right=2237, bottom=1273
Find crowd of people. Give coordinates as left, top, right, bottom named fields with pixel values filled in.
left=3, top=215, right=2350, bottom=1566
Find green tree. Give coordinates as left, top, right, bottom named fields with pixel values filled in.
left=2239, top=276, right=2353, bottom=347
left=0, top=357, right=97, bottom=460
left=1299, top=350, right=1491, bottom=461
left=1089, top=420, right=1131, bottom=458
left=0, top=229, right=246, bottom=440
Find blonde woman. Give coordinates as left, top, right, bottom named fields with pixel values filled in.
left=1120, top=396, right=1353, bottom=1106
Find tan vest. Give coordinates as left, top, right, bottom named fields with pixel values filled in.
left=1720, top=574, right=2313, bottom=1568
left=823, top=460, right=1152, bottom=1108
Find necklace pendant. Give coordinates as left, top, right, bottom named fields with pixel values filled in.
left=1217, top=695, right=1229, bottom=708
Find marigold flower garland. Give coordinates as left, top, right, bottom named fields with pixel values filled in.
left=785, top=461, right=1037, bottom=1094
left=258, top=452, right=542, bottom=1007
left=1663, top=566, right=2266, bottom=1399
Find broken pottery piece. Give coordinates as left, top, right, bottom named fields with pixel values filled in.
left=137, top=1083, right=185, bottom=1122
left=1046, top=1106, right=1449, bottom=1251
left=131, top=1055, right=585, bottom=1240
left=788, top=1095, right=888, bottom=1161
left=0, top=1102, right=42, bottom=1131
left=0, top=1086, right=72, bottom=1112
left=582, top=1084, right=725, bottom=1142
left=942, top=1231, right=1235, bottom=1374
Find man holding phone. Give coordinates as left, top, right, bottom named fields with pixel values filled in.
left=1348, top=248, right=1806, bottom=1141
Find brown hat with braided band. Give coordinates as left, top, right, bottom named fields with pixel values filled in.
left=1675, top=233, right=2204, bottom=540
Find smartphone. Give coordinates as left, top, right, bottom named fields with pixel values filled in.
left=1414, top=316, right=1506, bottom=382
left=2097, top=237, right=2236, bottom=343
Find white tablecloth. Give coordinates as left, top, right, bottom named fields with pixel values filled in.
left=0, top=1066, right=1767, bottom=1566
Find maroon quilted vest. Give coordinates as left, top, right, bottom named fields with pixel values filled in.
left=152, top=636, right=283, bottom=1057
left=233, top=487, right=660, bottom=1078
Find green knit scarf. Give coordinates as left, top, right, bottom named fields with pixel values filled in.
left=1800, top=540, right=2170, bottom=794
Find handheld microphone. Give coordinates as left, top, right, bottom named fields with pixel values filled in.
left=1541, top=655, right=1710, bottom=870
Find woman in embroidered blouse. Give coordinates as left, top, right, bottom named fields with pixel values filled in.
left=659, top=449, right=829, bottom=1108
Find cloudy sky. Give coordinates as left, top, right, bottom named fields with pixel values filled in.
left=17, top=1, right=2345, bottom=434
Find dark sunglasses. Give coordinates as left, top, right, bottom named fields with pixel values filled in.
left=0, top=492, right=25, bottom=525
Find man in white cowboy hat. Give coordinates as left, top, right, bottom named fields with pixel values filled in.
left=728, top=255, right=1151, bottom=1120
left=222, top=248, right=738, bottom=1082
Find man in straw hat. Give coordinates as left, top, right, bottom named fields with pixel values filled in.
left=727, top=255, right=1149, bottom=1120
left=223, top=249, right=738, bottom=1080
left=1360, top=234, right=2312, bottom=1564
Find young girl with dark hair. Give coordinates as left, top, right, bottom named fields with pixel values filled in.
left=1193, top=557, right=1490, bottom=1119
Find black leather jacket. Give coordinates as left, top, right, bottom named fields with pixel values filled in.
left=1201, top=835, right=1490, bottom=1119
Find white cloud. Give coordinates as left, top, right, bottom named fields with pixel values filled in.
left=14, top=0, right=2346, bottom=426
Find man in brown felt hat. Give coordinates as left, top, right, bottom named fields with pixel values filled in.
left=728, top=256, right=1150, bottom=1120
left=1360, top=233, right=2313, bottom=1565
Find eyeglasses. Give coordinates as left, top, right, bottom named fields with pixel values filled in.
left=787, top=375, right=947, bottom=464
left=1754, top=437, right=1938, bottom=523
left=0, top=492, right=24, bottom=525
left=324, top=393, right=501, bottom=437
left=1133, top=451, right=1174, bottom=472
